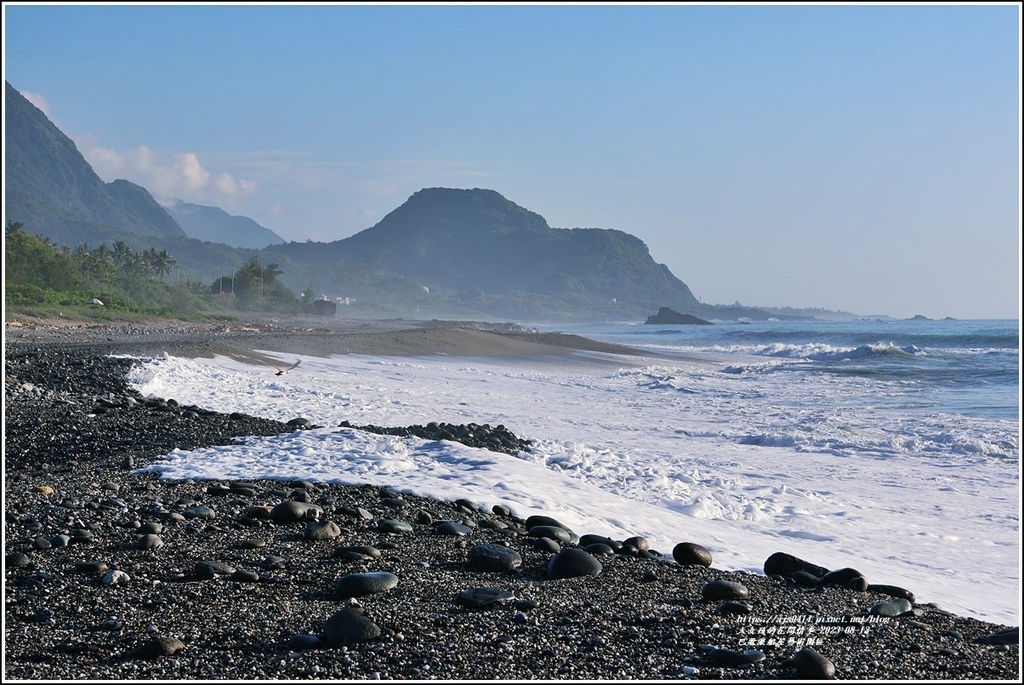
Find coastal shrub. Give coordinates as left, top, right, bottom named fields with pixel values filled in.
left=4, top=221, right=298, bottom=317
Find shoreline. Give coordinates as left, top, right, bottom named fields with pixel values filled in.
left=4, top=313, right=647, bottom=363
left=3, top=319, right=1019, bottom=680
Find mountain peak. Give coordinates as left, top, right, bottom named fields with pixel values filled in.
left=366, top=187, right=552, bottom=241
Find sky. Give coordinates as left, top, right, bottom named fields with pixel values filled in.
left=2, top=2, right=1021, bottom=320
left=124, top=331, right=1020, bottom=626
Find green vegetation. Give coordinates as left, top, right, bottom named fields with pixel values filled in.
left=4, top=220, right=302, bottom=319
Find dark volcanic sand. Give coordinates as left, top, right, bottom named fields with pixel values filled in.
left=3, top=317, right=1019, bottom=681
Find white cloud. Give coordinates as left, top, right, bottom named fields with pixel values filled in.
left=22, top=91, right=52, bottom=118
left=75, top=137, right=257, bottom=207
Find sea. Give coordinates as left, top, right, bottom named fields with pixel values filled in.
left=128, top=317, right=1020, bottom=626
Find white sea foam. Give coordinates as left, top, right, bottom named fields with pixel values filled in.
left=126, top=344, right=1020, bottom=626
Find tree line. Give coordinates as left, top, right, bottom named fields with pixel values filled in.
left=4, top=220, right=303, bottom=316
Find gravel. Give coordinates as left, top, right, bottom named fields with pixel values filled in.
left=3, top=327, right=1019, bottom=681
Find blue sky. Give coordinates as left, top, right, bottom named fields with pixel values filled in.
left=3, top=2, right=1020, bottom=319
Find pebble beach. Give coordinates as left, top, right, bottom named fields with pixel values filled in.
left=3, top=315, right=1019, bottom=681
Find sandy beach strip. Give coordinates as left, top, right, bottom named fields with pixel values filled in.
left=4, top=313, right=646, bottom=366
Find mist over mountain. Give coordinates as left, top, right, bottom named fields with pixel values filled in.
left=263, top=187, right=712, bottom=320
left=164, top=199, right=285, bottom=249
left=5, top=80, right=819, bottom=322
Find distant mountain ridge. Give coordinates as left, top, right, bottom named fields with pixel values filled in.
left=5, top=80, right=819, bottom=322
left=165, top=199, right=285, bottom=249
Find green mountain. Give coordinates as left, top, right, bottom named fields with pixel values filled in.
left=265, top=187, right=705, bottom=321
left=4, top=81, right=186, bottom=246
left=5, top=80, right=785, bottom=322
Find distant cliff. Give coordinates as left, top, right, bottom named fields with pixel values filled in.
left=645, top=307, right=713, bottom=325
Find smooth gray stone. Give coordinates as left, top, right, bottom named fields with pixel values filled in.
left=867, top=584, right=916, bottom=603
left=529, top=525, right=572, bottom=543
left=533, top=537, right=560, bottom=553
left=182, top=505, right=216, bottom=520
left=288, top=634, right=321, bottom=651
left=304, top=520, right=341, bottom=541
left=673, top=542, right=713, bottom=567
left=701, top=579, right=750, bottom=600
left=231, top=569, right=260, bottom=582
left=322, top=608, right=380, bottom=647
left=6, top=552, right=30, bottom=568
left=792, top=647, right=836, bottom=679
left=583, top=543, right=615, bottom=556
left=194, top=560, right=235, bottom=578
left=270, top=500, right=322, bottom=523
left=792, top=570, right=821, bottom=587
left=124, top=636, right=186, bottom=660
left=977, top=627, right=1018, bottom=645
left=377, top=518, right=413, bottom=534
left=336, top=571, right=399, bottom=598
left=763, top=551, right=829, bottom=579
left=455, top=586, right=515, bottom=609
left=820, top=567, right=868, bottom=591
left=74, top=560, right=109, bottom=574
left=578, top=534, right=622, bottom=552
left=333, top=545, right=381, bottom=562
left=524, top=515, right=574, bottom=534
left=135, top=533, right=163, bottom=550
left=622, top=535, right=649, bottom=552
left=435, top=521, right=474, bottom=536
left=547, top=548, right=602, bottom=580
left=49, top=534, right=71, bottom=548
left=869, top=598, right=913, bottom=616
left=467, top=543, right=522, bottom=572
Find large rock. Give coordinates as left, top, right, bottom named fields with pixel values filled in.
left=322, top=608, right=380, bottom=647
left=304, top=520, right=341, bottom=541
left=673, top=542, right=713, bottom=567
left=270, top=500, right=322, bottom=523
left=335, top=571, right=399, bottom=598
left=467, top=544, right=522, bottom=572
left=547, top=548, right=602, bottom=580
left=644, top=307, right=712, bottom=325
left=701, top=579, right=749, bottom=600
left=763, top=552, right=829, bottom=580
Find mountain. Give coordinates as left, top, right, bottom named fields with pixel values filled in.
left=264, top=187, right=709, bottom=321
left=4, top=81, right=186, bottom=246
left=5, top=80, right=782, bottom=322
left=165, top=199, right=285, bottom=249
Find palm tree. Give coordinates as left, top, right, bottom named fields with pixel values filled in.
left=93, top=242, right=112, bottom=263
left=112, top=241, right=132, bottom=269
left=152, top=249, right=175, bottom=280
left=125, top=251, right=150, bottom=277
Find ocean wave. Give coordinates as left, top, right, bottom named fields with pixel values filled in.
left=716, top=342, right=925, bottom=362
left=732, top=420, right=1018, bottom=462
